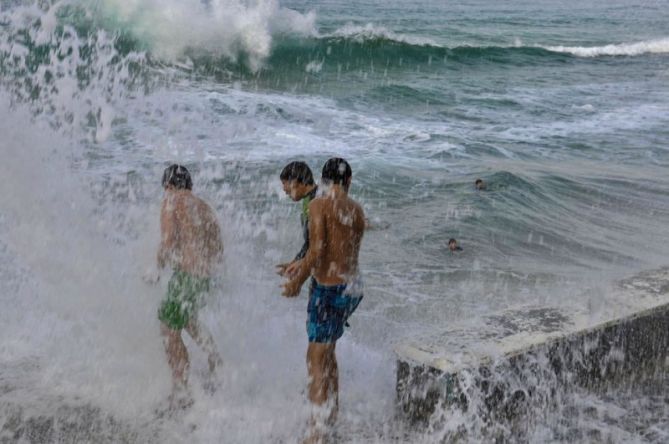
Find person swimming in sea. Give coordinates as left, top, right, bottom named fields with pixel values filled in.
left=475, top=178, right=487, bottom=191
left=448, top=238, right=463, bottom=252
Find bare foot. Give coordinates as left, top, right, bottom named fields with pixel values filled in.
left=302, top=429, right=325, bottom=444
left=168, top=387, right=194, bottom=411
left=208, top=353, right=223, bottom=374
left=203, top=353, right=223, bottom=394
left=154, top=389, right=194, bottom=419
left=303, top=415, right=331, bottom=444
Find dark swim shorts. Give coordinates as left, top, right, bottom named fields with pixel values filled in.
left=158, top=270, right=210, bottom=330
left=307, top=278, right=363, bottom=343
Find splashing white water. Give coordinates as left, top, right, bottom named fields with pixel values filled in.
left=0, top=1, right=148, bottom=142
left=94, top=0, right=316, bottom=70
left=0, top=91, right=170, bottom=419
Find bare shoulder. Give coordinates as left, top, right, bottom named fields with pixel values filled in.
left=194, top=194, right=212, bottom=210
left=195, top=195, right=219, bottom=222
left=349, top=197, right=365, bottom=218
left=162, top=192, right=181, bottom=213
left=308, top=196, right=327, bottom=213
left=170, top=191, right=188, bottom=207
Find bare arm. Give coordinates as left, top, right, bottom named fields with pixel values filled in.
left=157, top=200, right=178, bottom=268
left=282, top=200, right=325, bottom=296
left=209, top=218, right=224, bottom=262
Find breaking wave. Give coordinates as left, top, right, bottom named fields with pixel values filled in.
left=543, top=37, right=669, bottom=57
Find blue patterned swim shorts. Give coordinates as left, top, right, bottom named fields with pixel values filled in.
left=307, top=278, right=363, bottom=343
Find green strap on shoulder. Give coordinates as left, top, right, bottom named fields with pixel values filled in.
left=301, top=194, right=312, bottom=223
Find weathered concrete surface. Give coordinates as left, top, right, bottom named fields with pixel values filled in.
left=0, top=361, right=162, bottom=444
left=395, top=267, right=669, bottom=424
left=0, top=402, right=143, bottom=444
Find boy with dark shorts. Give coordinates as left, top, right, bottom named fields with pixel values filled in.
left=282, top=158, right=365, bottom=443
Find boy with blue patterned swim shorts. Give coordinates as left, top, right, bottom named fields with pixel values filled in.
left=282, top=158, right=365, bottom=443
left=307, top=278, right=363, bottom=344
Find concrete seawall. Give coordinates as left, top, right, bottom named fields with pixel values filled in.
left=394, top=267, right=669, bottom=425
left=0, top=361, right=161, bottom=443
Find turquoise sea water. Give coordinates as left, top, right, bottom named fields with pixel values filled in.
left=0, top=0, right=668, bottom=442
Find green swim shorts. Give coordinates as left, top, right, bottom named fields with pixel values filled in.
left=158, top=270, right=210, bottom=330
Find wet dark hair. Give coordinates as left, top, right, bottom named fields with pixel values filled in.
left=448, top=238, right=457, bottom=244
left=475, top=179, right=483, bottom=185
left=321, top=157, right=352, bottom=186
left=162, top=164, right=193, bottom=190
left=280, top=161, right=314, bottom=185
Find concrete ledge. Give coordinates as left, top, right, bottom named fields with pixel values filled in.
left=0, top=361, right=158, bottom=444
left=395, top=267, right=669, bottom=425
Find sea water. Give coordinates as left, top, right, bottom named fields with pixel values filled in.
left=0, top=0, right=668, bottom=442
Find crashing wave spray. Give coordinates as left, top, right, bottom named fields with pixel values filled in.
left=0, top=1, right=149, bottom=141
left=92, top=0, right=316, bottom=70
left=0, top=2, right=343, bottom=440
left=0, top=0, right=316, bottom=141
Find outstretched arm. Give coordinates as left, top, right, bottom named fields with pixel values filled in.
left=283, top=200, right=325, bottom=297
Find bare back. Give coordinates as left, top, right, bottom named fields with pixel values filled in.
left=160, top=190, right=223, bottom=277
left=309, top=192, right=365, bottom=285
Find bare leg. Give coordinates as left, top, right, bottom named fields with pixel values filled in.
left=305, top=342, right=338, bottom=444
left=327, top=346, right=339, bottom=425
left=160, top=323, right=191, bottom=409
left=185, top=319, right=222, bottom=373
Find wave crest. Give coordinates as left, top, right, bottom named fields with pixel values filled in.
left=95, top=0, right=316, bottom=71
left=543, top=38, right=669, bottom=57
left=323, top=23, right=439, bottom=47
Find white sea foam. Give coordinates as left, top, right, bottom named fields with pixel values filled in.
left=544, top=37, right=669, bottom=57
left=305, top=59, right=324, bottom=73
left=572, top=103, right=596, bottom=112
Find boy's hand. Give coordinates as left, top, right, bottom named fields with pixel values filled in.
left=276, top=262, right=290, bottom=276
left=284, top=260, right=302, bottom=279
left=142, top=267, right=161, bottom=285
left=282, top=279, right=302, bottom=297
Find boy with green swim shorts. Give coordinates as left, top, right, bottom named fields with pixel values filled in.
left=157, top=164, right=223, bottom=409
left=158, top=270, right=210, bottom=330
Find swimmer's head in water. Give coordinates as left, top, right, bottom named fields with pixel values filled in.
left=162, top=164, right=193, bottom=190
left=322, top=157, right=352, bottom=190
left=475, top=178, right=486, bottom=190
left=448, top=238, right=462, bottom=251
left=280, top=161, right=315, bottom=201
